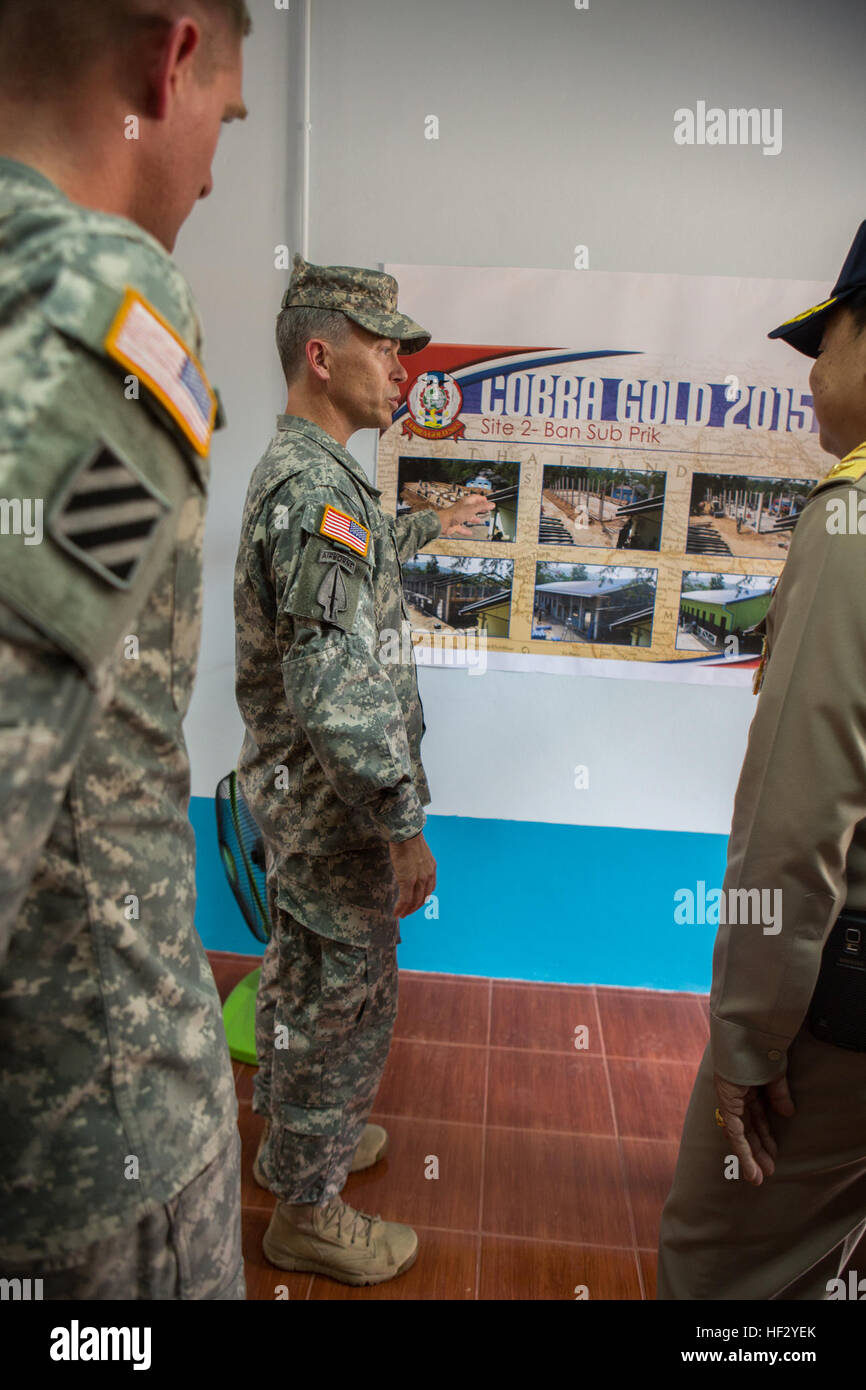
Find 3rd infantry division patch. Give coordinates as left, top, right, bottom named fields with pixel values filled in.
left=49, top=440, right=170, bottom=589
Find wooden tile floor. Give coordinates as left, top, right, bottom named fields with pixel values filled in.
left=209, top=951, right=710, bottom=1300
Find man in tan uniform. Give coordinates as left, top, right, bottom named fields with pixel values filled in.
left=658, top=223, right=866, bottom=1299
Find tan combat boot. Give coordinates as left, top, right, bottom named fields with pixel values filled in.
left=262, top=1196, right=418, bottom=1286
left=253, top=1121, right=388, bottom=1188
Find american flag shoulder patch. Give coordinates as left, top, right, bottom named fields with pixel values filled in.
left=49, top=439, right=171, bottom=590
left=104, top=288, right=216, bottom=457
left=319, top=504, right=370, bottom=557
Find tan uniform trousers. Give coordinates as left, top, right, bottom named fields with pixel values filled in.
left=658, top=1026, right=866, bottom=1300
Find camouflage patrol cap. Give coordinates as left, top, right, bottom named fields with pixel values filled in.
left=280, top=254, right=430, bottom=355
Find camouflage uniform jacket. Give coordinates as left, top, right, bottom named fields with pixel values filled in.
left=0, top=159, right=237, bottom=1261
left=234, top=415, right=441, bottom=881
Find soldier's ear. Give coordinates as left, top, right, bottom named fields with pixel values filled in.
left=304, top=337, right=333, bottom=384
left=143, top=19, right=203, bottom=122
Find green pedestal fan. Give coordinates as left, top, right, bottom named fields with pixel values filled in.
left=214, top=771, right=271, bottom=1064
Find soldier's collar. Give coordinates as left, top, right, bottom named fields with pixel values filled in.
left=0, top=156, right=67, bottom=199
left=276, top=414, right=381, bottom=497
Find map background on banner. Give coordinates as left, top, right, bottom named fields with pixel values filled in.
left=381, top=266, right=832, bottom=681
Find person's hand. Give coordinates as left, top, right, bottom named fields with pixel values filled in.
left=437, top=493, right=495, bottom=537
left=713, top=1071, right=795, bottom=1186
left=389, top=831, right=437, bottom=918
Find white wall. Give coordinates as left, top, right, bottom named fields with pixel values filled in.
left=174, top=3, right=300, bottom=799
left=174, top=0, right=865, bottom=834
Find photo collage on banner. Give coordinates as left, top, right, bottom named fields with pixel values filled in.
left=377, top=265, right=830, bottom=683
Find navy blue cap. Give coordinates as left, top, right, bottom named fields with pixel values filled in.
left=768, top=221, right=866, bottom=357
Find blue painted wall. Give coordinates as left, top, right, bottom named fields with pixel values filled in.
left=193, top=796, right=726, bottom=992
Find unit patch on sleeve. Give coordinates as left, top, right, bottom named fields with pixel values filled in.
left=104, top=288, right=217, bottom=456
left=282, top=535, right=368, bottom=633
left=48, top=439, right=171, bottom=590
left=319, top=504, right=371, bottom=557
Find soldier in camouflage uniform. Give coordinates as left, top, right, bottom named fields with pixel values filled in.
left=234, top=255, right=493, bottom=1286
left=0, top=1, right=250, bottom=1299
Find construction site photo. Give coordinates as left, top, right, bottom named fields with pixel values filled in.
left=676, top=570, right=777, bottom=654
left=397, top=457, right=520, bottom=542
left=401, top=554, right=514, bottom=636
left=539, top=464, right=666, bottom=551
left=685, top=472, right=817, bottom=561
left=533, top=562, right=658, bottom=646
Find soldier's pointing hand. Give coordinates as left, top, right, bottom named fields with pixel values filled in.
left=438, top=494, right=496, bottom=537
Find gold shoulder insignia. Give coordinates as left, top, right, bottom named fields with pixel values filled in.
left=810, top=443, right=866, bottom=496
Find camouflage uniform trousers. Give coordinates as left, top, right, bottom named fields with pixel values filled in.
left=0, top=1130, right=245, bottom=1300
left=253, top=846, right=400, bottom=1205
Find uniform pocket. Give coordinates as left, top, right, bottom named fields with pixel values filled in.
left=326, top=847, right=400, bottom=930
left=321, top=938, right=371, bottom=1029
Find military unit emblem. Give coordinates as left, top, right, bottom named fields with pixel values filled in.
left=317, top=560, right=349, bottom=623
left=403, top=370, right=465, bottom=441
left=48, top=440, right=170, bottom=589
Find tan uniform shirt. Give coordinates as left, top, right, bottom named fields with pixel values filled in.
left=711, top=442, right=866, bottom=1084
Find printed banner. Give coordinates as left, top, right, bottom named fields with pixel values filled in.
left=379, top=264, right=831, bottom=684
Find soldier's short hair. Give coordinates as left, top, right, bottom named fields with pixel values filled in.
left=276, top=307, right=353, bottom=387
left=0, top=1, right=251, bottom=88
